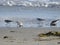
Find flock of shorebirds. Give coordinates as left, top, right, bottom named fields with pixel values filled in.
left=3, top=18, right=60, bottom=27
left=4, top=20, right=23, bottom=27
left=36, top=18, right=60, bottom=26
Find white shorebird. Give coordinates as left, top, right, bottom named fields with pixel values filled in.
left=16, top=21, right=23, bottom=27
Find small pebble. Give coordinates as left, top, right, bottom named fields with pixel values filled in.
left=57, top=42, right=60, bottom=44
left=3, top=36, right=8, bottom=39
left=10, top=31, right=15, bottom=32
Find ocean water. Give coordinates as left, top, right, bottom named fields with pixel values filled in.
left=0, top=6, right=60, bottom=27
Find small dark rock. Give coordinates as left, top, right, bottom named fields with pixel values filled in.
left=58, top=42, right=60, bottom=44
left=3, top=36, right=8, bottom=39
left=10, top=31, right=15, bottom=32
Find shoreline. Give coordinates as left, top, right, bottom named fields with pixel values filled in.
left=0, top=27, right=60, bottom=45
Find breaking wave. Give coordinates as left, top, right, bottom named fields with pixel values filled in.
left=0, top=1, right=60, bottom=8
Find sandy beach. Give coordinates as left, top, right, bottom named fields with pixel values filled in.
left=0, top=27, right=60, bottom=45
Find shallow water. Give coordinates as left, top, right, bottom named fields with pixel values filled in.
left=0, top=6, right=60, bottom=27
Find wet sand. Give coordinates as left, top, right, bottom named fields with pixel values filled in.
left=0, top=27, right=60, bottom=45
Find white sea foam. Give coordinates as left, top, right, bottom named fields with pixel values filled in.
left=0, top=0, right=60, bottom=8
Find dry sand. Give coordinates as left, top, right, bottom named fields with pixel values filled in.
left=0, top=27, right=60, bottom=45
